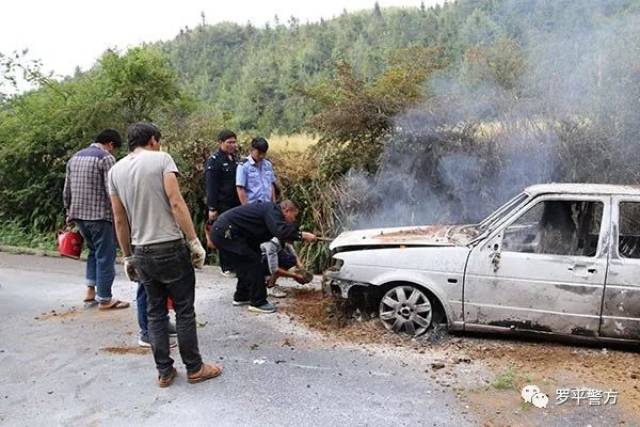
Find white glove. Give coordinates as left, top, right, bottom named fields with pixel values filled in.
left=188, top=238, right=206, bottom=269
left=124, top=256, right=139, bottom=282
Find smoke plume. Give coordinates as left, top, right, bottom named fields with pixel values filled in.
left=340, top=1, right=640, bottom=229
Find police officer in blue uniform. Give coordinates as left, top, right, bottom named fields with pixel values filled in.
left=205, top=129, right=241, bottom=274
left=235, top=137, right=277, bottom=205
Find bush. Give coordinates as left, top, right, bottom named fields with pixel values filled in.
left=0, top=220, right=57, bottom=251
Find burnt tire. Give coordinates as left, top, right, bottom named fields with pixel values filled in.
left=379, top=285, right=433, bottom=337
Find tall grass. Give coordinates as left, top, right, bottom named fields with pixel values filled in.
left=270, top=149, right=342, bottom=272
left=0, top=221, right=57, bottom=251
left=267, top=134, right=319, bottom=153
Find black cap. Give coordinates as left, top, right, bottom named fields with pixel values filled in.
left=251, top=137, right=269, bottom=153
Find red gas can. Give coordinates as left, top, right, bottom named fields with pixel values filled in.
left=57, top=229, right=83, bottom=259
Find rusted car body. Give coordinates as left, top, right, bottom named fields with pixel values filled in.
left=324, top=184, right=640, bottom=343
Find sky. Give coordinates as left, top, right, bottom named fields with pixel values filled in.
left=1, top=0, right=441, bottom=78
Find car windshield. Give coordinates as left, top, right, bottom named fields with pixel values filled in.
left=475, top=192, right=530, bottom=234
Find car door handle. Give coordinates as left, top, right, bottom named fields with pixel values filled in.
left=568, top=264, right=597, bottom=275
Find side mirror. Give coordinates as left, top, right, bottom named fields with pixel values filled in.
left=485, top=235, right=502, bottom=253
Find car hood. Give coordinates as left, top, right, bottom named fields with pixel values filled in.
left=329, top=224, right=479, bottom=251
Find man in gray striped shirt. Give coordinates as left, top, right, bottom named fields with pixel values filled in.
left=63, top=129, right=129, bottom=310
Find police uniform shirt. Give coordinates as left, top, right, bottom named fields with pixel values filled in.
left=205, top=148, right=240, bottom=213
left=215, top=202, right=301, bottom=249
left=235, top=155, right=276, bottom=204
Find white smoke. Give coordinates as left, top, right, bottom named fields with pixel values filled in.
left=340, top=1, right=640, bottom=229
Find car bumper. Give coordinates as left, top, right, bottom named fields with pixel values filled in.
left=322, top=271, right=370, bottom=299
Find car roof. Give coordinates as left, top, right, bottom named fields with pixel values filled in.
left=525, top=183, right=640, bottom=196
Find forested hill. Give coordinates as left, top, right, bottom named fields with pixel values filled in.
left=158, top=0, right=639, bottom=134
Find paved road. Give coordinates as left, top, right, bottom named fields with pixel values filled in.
left=0, top=253, right=473, bottom=426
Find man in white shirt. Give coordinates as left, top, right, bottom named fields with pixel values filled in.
left=109, top=122, right=221, bottom=388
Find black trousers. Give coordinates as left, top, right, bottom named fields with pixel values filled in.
left=218, top=247, right=232, bottom=272
left=134, top=240, right=203, bottom=376
left=212, top=204, right=236, bottom=272
left=211, top=227, right=268, bottom=307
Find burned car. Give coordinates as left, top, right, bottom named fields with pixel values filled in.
left=324, top=184, right=640, bottom=343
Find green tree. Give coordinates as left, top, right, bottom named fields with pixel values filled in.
left=461, top=36, right=525, bottom=91
left=306, top=47, right=447, bottom=175
left=98, top=47, right=181, bottom=123
left=0, top=47, right=185, bottom=230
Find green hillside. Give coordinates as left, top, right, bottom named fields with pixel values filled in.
left=158, top=0, right=639, bottom=134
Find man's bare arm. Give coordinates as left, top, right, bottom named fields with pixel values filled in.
left=110, top=195, right=132, bottom=257
left=236, top=186, right=248, bottom=205
left=163, top=172, right=197, bottom=241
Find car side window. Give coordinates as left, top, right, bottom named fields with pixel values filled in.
left=502, top=200, right=603, bottom=256
left=618, top=202, right=640, bottom=258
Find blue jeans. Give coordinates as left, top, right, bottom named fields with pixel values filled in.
left=136, top=283, right=149, bottom=338
left=75, top=220, right=116, bottom=302
left=137, top=283, right=172, bottom=339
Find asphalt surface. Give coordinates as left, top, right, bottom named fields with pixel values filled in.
left=0, top=253, right=473, bottom=426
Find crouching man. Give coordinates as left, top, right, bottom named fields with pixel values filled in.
left=261, top=237, right=313, bottom=298
left=211, top=200, right=316, bottom=313
left=109, top=122, right=222, bottom=387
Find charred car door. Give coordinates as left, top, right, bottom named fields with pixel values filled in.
left=599, top=197, right=640, bottom=339
left=463, top=195, right=609, bottom=337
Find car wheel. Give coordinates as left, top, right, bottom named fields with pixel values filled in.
left=379, top=285, right=433, bottom=336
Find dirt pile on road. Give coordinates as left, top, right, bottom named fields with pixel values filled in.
left=280, top=288, right=443, bottom=346
left=280, top=288, right=360, bottom=337
left=100, top=346, right=149, bottom=355
left=34, top=306, right=79, bottom=320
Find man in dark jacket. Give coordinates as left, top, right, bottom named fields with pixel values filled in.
left=211, top=200, right=316, bottom=313
left=204, top=129, right=241, bottom=275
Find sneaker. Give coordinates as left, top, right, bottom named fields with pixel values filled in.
left=187, top=363, right=223, bottom=384
left=139, top=335, right=177, bottom=348
left=221, top=270, right=236, bottom=278
left=232, top=299, right=250, bottom=306
left=138, top=336, right=152, bottom=348
left=158, top=367, right=177, bottom=388
left=268, top=285, right=287, bottom=298
left=168, top=322, right=177, bottom=338
left=248, top=302, right=277, bottom=314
